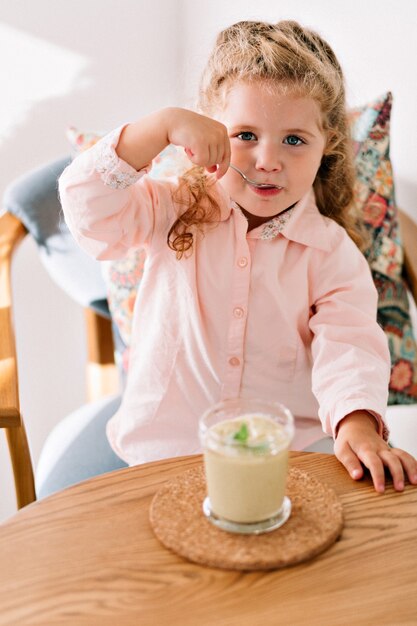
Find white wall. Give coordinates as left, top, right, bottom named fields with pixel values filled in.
left=0, top=0, right=182, bottom=521
left=179, top=0, right=417, bottom=214
left=1, top=0, right=416, bottom=521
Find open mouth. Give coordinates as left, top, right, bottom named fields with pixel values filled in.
left=249, top=185, right=283, bottom=196
left=253, top=183, right=282, bottom=190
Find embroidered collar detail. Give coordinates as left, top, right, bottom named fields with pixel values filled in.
left=259, top=207, right=295, bottom=240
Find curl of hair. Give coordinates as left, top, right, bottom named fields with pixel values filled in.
left=168, top=167, right=220, bottom=259
left=168, top=19, right=368, bottom=257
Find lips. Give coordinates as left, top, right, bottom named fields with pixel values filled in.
left=249, top=185, right=283, bottom=197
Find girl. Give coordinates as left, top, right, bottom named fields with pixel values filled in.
left=60, top=20, right=417, bottom=493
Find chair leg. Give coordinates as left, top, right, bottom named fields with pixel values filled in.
left=6, top=424, right=36, bottom=509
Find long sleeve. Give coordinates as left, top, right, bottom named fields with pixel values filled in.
left=308, top=228, right=391, bottom=439
left=59, top=126, right=175, bottom=260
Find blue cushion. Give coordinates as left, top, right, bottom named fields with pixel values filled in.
left=36, top=394, right=125, bottom=497
left=3, top=156, right=109, bottom=314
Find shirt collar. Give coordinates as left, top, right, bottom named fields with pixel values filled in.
left=278, top=188, right=333, bottom=252
left=219, top=185, right=333, bottom=252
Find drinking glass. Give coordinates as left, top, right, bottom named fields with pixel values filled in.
left=199, top=398, right=294, bottom=534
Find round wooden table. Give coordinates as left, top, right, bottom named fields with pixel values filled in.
left=0, top=452, right=416, bottom=626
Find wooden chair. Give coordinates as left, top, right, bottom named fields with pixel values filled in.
left=0, top=210, right=118, bottom=509
left=398, top=210, right=417, bottom=304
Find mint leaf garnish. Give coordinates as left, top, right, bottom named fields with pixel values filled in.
left=233, top=422, right=249, bottom=443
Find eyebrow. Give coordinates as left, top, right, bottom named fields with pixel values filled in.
left=285, top=128, right=319, bottom=138
left=230, top=125, right=320, bottom=138
left=285, top=128, right=316, bottom=137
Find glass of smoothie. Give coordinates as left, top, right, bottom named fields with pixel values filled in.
left=199, top=398, right=294, bottom=534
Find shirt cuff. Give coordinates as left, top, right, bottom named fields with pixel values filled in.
left=93, top=125, right=150, bottom=189
left=333, top=409, right=389, bottom=442
left=365, top=409, right=390, bottom=442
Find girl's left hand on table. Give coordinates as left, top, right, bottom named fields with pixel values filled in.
left=334, top=410, right=417, bottom=493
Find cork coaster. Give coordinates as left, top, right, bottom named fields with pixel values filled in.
left=150, top=466, right=343, bottom=571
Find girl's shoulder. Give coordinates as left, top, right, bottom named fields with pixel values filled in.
left=310, top=217, right=371, bottom=292
left=284, top=190, right=355, bottom=256
left=321, top=213, right=351, bottom=242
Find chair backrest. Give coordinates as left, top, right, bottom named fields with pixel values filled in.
left=398, top=210, right=417, bottom=303
left=0, top=211, right=35, bottom=508
left=0, top=209, right=120, bottom=508
left=0, top=156, right=120, bottom=509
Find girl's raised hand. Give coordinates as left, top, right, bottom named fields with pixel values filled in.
left=165, top=108, right=231, bottom=179
left=334, top=410, right=417, bottom=493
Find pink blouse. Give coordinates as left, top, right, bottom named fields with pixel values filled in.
left=59, top=126, right=391, bottom=465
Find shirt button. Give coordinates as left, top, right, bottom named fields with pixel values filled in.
left=233, top=307, right=244, bottom=319
left=237, top=257, right=248, bottom=268
left=228, top=357, right=240, bottom=367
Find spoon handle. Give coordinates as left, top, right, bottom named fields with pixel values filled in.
left=229, top=164, right=248, bottom=180
left=229, top=164, right=280, bottom=189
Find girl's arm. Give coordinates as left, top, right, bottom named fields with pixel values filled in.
left=308, top=228, right=417, bottom=492
left=59, top=109, right=230, bottom=260
left=116, top=108, right=230, bottom=178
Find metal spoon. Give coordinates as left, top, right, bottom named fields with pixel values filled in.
left=229, top=164, right=282, bottom=189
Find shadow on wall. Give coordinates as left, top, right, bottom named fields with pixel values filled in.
left=0, top=1, right=182, bottom=522
left=0, top=0, right=181, bottom=192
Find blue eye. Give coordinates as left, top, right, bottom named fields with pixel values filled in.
left=237, top=131, right=257, bottom=141
left=284, top=135, right=304, bottom=146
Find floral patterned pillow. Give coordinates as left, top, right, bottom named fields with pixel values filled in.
left=67, top=96, right=417, bottom=404
left=349, top=92, right=417, bottom=403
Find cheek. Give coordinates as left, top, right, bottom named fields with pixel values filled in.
left=298, top=152, right=325, bottom=181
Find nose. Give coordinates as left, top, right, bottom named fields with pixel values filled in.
left=255, top=141, right=283, bottom=173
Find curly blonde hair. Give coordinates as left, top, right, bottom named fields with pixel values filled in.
left=168, top=20, right=366, bottom=258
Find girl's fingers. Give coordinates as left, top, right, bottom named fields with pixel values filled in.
left=208, top=144, right=223, bottom=172
left=334, top=442, right=364, bottom=481
left=204, top=146, right=230, bottom=179
left=379, top=449, right=404, bottom=491
left=217, top=140, right=231, bottom=179
left=185, top=126, right=230, bottom=177
left=205, top=147, right=223, bottom=175
left=336, top=439, right=387, bottom=492
left=357, top=451, right=386, bottom=493
left=391, top=449, right=417, bottom=485
left=191, top=143, right=223, bottom=171
left=216, top=156, right=229, bottom=179
left=335, top=414, right=417, bottom=492
left=207, top=144, right=217, bottom=168
left=359, top=447, right=417, bottom=492
left=199, top=146, right=211, bottom=166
